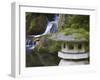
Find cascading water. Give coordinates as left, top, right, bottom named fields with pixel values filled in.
left=26, top=14, right=59, bottom=52
left=43, top=14, right=59, bottom=35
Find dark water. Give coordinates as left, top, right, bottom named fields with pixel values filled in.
left=26, top=51, right=60, bottom=67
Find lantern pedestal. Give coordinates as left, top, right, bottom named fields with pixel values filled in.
left=59, top=59, right=89, bottom=65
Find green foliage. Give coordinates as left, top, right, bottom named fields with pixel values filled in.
left=38, top=47, right=49, bottom=53
left=71, top=23, right=80, bottom=29
left=59, top=15, right=89, bottom=40
left=61, top=15, right=89, bottom=31
left=48, top=40, right=61, bottom=53
left=62, top=28, right=89, bottom=40
left=28, top=19, right=36, bottom=33
left=26, top=12, right=47, bottom=35
left=35, top=37, right=61, bottom=54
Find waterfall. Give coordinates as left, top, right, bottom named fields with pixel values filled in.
left=29, top=14, right=59, bottom=37
left=26, top=14, right=59, bottom=51
left=42, top=22, right=53, bottom=35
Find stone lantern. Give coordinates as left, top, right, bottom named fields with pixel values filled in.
left=50, top=33, right=89, bottom=65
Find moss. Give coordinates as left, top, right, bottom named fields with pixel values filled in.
left=28, top=19, right=36, bottom=33
left=26, top=14, right=47, bottom=35
left=60, top=28, right=89, bottom=40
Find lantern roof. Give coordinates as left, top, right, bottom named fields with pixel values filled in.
left=50, top=33, right=87, bottom=42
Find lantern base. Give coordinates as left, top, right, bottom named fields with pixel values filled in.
left=59, top=59, right=89, bottom=66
